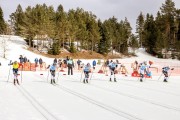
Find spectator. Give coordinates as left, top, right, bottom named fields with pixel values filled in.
left=67, top=58, right=74, bottom=75
left=105, top=59, right=110, bottom=67
left=77, top=59, right=82, bottom=70
left=63, top=58, right=67, bottom=68
left=66, top=56, right=69, bottom=61
left=24, top=56, right=27, bottom=63
left=19, top=55, right=24, bottom=63
left=39, top=58, right=43, bottom=68
left=92, top=60, right=96, bottom=70
left=54, top=58, right=57, bottom=64
left=34, top=58, right=38, bottom=67
left=58, top=59, right=62, bottom=68
left=131, top=60, right=138, bottom=72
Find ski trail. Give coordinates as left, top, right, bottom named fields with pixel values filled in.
left=89, top=83, right=180, bottom=112
left=16, top=85, right=60, bottom=120
left=34, top=72, right=143, bottom=120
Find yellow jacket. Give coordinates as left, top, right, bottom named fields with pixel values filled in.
left=13, top=63, right=19, bottom=69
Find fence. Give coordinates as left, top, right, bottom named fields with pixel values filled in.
left=18, top=62, right=47, bottom=71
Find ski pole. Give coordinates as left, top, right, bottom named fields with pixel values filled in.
left=57, top=67, right=60, bottom=83
left=167, top=68, right=174, bottom=81
left=157, top=73, right=163, bottom=80
left=47, top=69, right=50, bottom=82
left=80, top=69, right=84, bottom=82
left=89, top=69, right=94, bottom=81
left=21, top=64, right=23, bottom=83
left=46, top=65, right=50, bottom=82
left=114, top=71, right=116, bottom=82
left=79, top=64, right=85, bottom=82
left=7, top=60, right=12, bottom=82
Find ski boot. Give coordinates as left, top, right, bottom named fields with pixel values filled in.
left=140, top=79, right=143, bottom=82
left=53, top=79, right=56, bottom=84
left=14, top=79, right=16, bottom=85
left=16, top=79, right=20, bottom=85
left=83, top=79, right=85, bottom=83
left=163, top=79, right=168, bottom=82
left=109, top=78, right=112, bottom=82
left=114, top=78, right=117, bottom=82
left=86, top=79, right=88, bottom=83
left=51, top=79, right=53, bottom=84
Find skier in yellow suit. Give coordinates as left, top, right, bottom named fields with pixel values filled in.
left=11, top=61, right=20, bottom=85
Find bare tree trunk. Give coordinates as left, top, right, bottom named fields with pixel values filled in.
left=1, top=35, right=9, bottom=59
left=29, top=38, right=31, bottom=47
left=111, top=39, right=113, bottom=55
left=91, top=40, right=93, bottom=53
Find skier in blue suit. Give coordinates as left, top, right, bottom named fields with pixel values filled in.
left=108, top=61, right=117, bottom=82
left=83, top=63, right=91, bottom=83
left=47, top=63, right=57, bottom=84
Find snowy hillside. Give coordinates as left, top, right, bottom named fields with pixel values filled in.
left=0, top=35, right=53, bottom=64
left=0, top=35, right=180, bottom=120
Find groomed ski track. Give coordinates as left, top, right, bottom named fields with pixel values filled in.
left=0, top=36, right=180, bottom=120
left=1, top=71, right=180, bottom=120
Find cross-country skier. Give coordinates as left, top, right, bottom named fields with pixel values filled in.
left=139, top=62, right=147, bottom=82
left=83, top=63, right=91, bottom=83
left=144, top=61, right=152, bottom=78
left=47, top=63, right=57, bottom=84
left=10, top=61, right=20, bottom=85
left=162, top=66, right=171, bottom=82
left=108, top=61, right=117, bottom=82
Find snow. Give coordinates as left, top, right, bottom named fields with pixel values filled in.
left=0, top=35, right=180, bottom=120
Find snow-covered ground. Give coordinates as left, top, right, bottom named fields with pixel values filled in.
left=0, top=35, right=180, bottom=120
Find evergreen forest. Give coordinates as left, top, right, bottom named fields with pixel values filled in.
left=0, top=0, right=180, bottom=59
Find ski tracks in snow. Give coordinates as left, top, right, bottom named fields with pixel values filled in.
left=89, top=83, right=180, bottom=112
left=16, top=85, right=61, bottom=120
left=53, top=84, right=143, bottom=120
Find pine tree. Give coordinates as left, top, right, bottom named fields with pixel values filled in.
left=129, top=34, right=139, bottom=54
left=160, top=0, right=176, bottom=48
left=103, top=17, right=118, bottom=55
left=144, top=14, right=158, bottom=54
left=136, top=12, right=145, bottom=47
left=55, top=4, right=67, bottom=50
left=10, top=4, right=25, bottom=35
left=120, top=17, right=132, bottom=54
left=69, top=42, right=76, bottom=53
left=0, top=6, right=6, bottom=34
left=48, top=40, right=60, bottom=55
left=97, top=20, right=110, bottom=54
